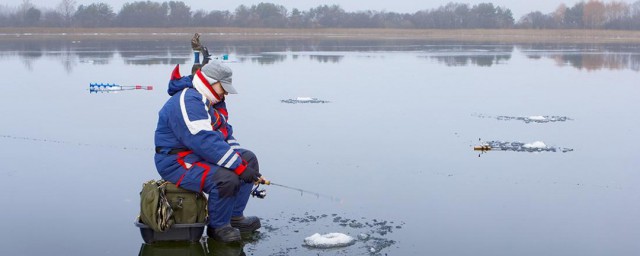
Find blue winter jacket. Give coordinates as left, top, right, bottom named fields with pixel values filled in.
left=154, top=72, right=244, bottom=176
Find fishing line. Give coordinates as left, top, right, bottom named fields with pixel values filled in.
left=0, top=134, right=151, bottom=151
left=254, top=180, right=342, bottom=202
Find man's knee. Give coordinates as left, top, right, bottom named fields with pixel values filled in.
left=212, top=169, right=240, bottom=198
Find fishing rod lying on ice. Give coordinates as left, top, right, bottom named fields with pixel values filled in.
left=251, top=178, right=341, bottom=202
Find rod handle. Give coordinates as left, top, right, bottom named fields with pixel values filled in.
left=258, top=177, right=270, bottom=185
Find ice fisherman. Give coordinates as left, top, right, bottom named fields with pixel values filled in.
left=154, top=61, right=263, bottom=242
left=191, top=33, right=203, bottom=63
left=191, top=33, right=218, bottom=65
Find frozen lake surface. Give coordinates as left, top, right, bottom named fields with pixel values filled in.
left=0, top=39, right=638, bottom=256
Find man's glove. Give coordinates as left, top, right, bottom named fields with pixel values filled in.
left=239, top=165, right=260, bottom=183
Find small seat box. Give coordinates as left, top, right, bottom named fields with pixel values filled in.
left=135, top=218, right=205, bottom=243
left=137, top=180, right=208, bottom=243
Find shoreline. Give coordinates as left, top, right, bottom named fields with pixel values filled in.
left=2, top=28, right=640, bottom=44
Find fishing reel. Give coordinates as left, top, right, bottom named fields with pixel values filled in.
left=251, top=184, right=267, bottom=199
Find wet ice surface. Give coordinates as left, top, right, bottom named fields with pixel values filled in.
left=483, top=140, right=574, bottom=153
left=1, top=41, right=639, bottom=256
left=281, top=97, right=331, bottom=104
left=245, top=212, right=402, bottom=255
left=475, top=114, right=573, bottom=123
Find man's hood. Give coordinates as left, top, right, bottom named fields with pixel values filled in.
left=167, top=64, right=194, bottom=96
left=168, top=75, right=194, bottom=96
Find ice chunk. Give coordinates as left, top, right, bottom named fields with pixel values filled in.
left=304, top=233, right=355, bottom=248
left=524, top=141, right=547, bottom=148
left=528, top=116, right=546, bottom=121
left=281, top=97, right=330, bottom=104
left=296, top=97, right=314, bottom=101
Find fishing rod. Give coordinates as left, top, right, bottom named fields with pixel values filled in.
left=89, top=83, right=154, bottom=93
left=251, top=178, right=341, bottom=202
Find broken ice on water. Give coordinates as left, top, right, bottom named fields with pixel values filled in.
left=303, top=233, right=355, bottom=248
left=496, top=115, right=573, bottom=123
left=261, top=212, right=402, bottom=255
left=281, top=97, right=330, bottom=104
left=474, top=114, right=573, bottom=123
left=484, top=140, right=574, bottom=153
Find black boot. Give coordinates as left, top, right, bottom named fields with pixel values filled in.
left=207, top=224, right=241, bottom=243
left=231, top=216, right=261, bottom=233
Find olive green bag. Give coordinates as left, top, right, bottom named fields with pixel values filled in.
left=139, top=180, right=208, bottom=232
left=163, top=182, right=208, bottom=224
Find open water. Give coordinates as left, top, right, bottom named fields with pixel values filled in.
left=0, top=39, right=638, bottom=256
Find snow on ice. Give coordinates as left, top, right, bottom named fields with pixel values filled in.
left=304, top=233, right=355, bottom=248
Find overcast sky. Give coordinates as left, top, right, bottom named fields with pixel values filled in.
left=3, top=0, right=639, bottom=19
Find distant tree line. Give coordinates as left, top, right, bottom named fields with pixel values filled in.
left=518, top=1, right=640, bottom=29
left=2, top=0, right=640, bottom=30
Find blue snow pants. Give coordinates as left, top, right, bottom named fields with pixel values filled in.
left=155, top=149, right=258, bottom=228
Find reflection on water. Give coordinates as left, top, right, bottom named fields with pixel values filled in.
left=423, top=44, right=513, bottom=67
left=429, top=54, right=511, bottom=67
left=123, top=55, right=190, bottom=65
left=309, top=54, right=344, bottom=63
left=3, top=40, right=640, bottom=72
left=521, top=44, right=640, bottom=71
left=238, top=54, right=287, bottom=65
left=137, top=238, right=247, bottom=256
left=138, top=242, right=207, bottom=256
left=538, top=53, right=640, bottom=71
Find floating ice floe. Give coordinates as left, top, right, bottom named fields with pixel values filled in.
left=281, top=97, right=330, bottom=104
left=304, top=233, right=355, bottom=248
